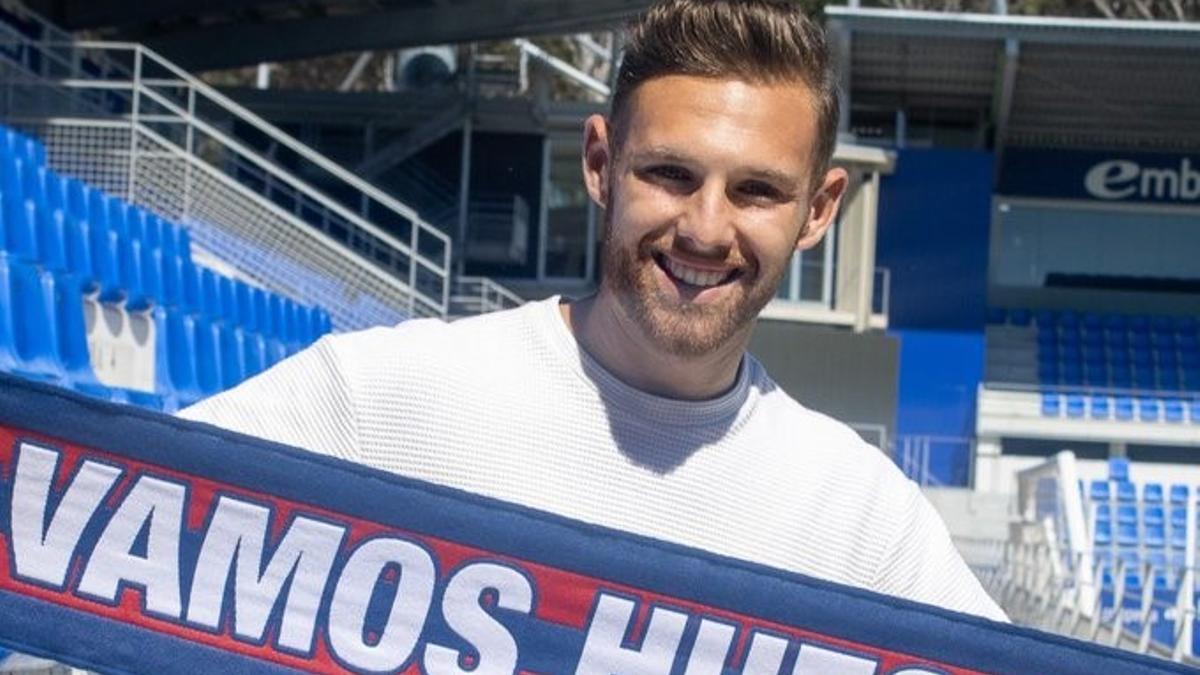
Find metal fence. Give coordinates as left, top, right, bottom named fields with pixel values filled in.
left=0, top=17, right=457, bottom=328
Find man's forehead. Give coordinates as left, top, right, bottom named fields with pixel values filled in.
left=619, top=75, right=818, bottom=177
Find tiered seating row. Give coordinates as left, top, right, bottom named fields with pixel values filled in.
left=0, top=125, right=332, bottom=410
left=988, top=308, right=1200, bottom=424
left=988, top=308, right=1200, bottom=391
left=1085, top=459, right=1194, bottom=593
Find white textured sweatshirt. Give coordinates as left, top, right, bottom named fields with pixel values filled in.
left=180, top=296, right=1006, bottom=622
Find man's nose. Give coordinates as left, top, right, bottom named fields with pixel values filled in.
left=675, top=182, right=736, bottom=256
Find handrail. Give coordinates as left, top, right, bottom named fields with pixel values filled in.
left=0, top=32, right=453, bottom=317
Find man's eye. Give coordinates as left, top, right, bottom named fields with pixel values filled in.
left=739, top=182, right=782, bottom=200
left=648, top=165, right=692, bottom=182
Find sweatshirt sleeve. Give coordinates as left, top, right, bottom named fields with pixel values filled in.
left=873, top=481, right=1009, bottom=623
left=177, top=334, right=360, bottom=463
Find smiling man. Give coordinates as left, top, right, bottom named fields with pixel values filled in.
left=181, top=0, right=1005, bottom=622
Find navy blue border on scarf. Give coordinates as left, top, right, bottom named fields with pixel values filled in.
left=0, top=373, right=1191, bottom=675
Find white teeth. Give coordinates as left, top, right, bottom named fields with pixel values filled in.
left=663, top=257, right=729, bottom=288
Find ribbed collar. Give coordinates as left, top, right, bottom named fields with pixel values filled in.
left=532, top=295, right=758, bottom=428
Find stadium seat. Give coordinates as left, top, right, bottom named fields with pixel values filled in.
left=0, top=258, right=65, bottom=383
left=1144, top=521, right=1165, bottom=549
left=1137, top=397, right=1161, bottom=421
left=1040, top=392, right=1061, bottom=417
left=1159, top=371, right=1181, bottom=391
left=1009, top=308, right=1031, bottom=326
left=1130, top=316, right=1150, bottom=334
left=1189, top=399, right=1200, bottom=422
left=1170, top=521, right=1187, bottom=550
left=155, top=307, right=201, bottom=408
left=986, top=307, right=1006, bottom=325
left=1144, top=504, right=1165, bottom=526
left=1065, top=393, right=1086, bottom=418
left=86, top=192, right=125, bottom=303
left=1109, top=457, right=1130, bottom=482
left=1093, top=520, right=1112, bottom=547
left=1163, top=399, right=1184, bottom=423
left=193, top=318, right=224, bottom=398
left=1170, top=485, right=1189, bottom=505
left=1144, top=483, right=1164, bottom=504
left=1114, top=397, right=1135, bottom=421
left=1116, top=519, right=1139, bottom=548
left=1035, top=309, right=1057, bottom=328
left=1116, top=481, right=1136, bottom=503
left=1089, top=395, right=1111, bottom=419
left=54, top=271, right=117, bottom=401
left=1090, top=480, right=1111, bottom=503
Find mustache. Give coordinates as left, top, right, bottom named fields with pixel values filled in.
left=637, top=232, right=752, bottom=271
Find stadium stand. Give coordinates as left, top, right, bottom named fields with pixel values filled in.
left=0, top=124, right=331, bottom=411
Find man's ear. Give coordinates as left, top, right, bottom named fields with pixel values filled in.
left=582, top=114, right=612, bottom=209
left=796, top=166, right=849, bottom=251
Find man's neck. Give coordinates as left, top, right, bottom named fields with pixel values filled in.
left=560, top=293, right=749, bottom=401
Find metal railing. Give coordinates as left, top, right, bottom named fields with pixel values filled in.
left=987, top=451, right=1200, bottom=665
left=894, top=435, right=975, bottom=487
left=450, top=276, right=526, bottom=318
left=0, top=12, right=461, bottom=325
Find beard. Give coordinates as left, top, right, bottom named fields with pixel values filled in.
left=598, top=207, right=790, bottom=358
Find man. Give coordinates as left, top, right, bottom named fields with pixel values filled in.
left=181, top=0, right=1005, bottom=622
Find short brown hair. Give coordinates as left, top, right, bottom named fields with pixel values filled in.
left=611, top=0, right=839, bottom=180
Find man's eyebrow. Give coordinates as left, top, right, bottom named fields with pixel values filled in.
left=630, top=146, right=696, bottom=165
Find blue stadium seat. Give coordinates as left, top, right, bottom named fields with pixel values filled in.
left=1184, top=369, right=1200, bottom=392
left=1116, top=519, right=1139, bottom=547
left=54, top=270, right=116, bottom=401
left=1065, top=393, right=1086, bottom=418
left=1144, top=483, right=1164, bottom=503
left=86, top=191, right=125, bottom=303
left=193, top=317, right=224, bottom=398
left=1170, top=519, right=1187, bottom=550
left=1109, top=457, right=1130, bottom=482
left=1130, top=315, right=1150, bottom=334
left=1175, top=316, right=1198, bottom=334
left=1132, top=369, right=1155, bottom=390
left=3, top=179, right=40, bottom=261
left=1040, top=392, right=1061, bottom=417
left=1116, top=481, right=1136, bottom=503
left=36, top=205, right=69, bottom=273
left=1009, top=308, right=1031, bottom=326
left=154, top=307, right=201, bottom=408
left=1145, top=521, right=1166, bottom=549
left=1164, top=399, right=1185, bottom=423
left=1159, top=370, right=1181, bottom=391
left=1060, top=310, right=1080, bottom=330
left=1094, top=520, right=1112, bottom=547
left=1035, top=309, right=1057, bottom=328
left=1151, top=315, right=1173, bottom=333
left=1090, top=479, right=1112, bottom=502
left=986, top=307, right=1006, bottom=325
left=1138, top=397, right=1161, bottom=421
left=1190, top=399, right=1200, bottom=422
left=1170, top=485, right=1189, bottom=505
left=1089, top=395, right=1111, bottom=419
left=1062, top=365, right=1083, bottom=386
left=1083, top=313, right=1102, bottom=331
left=1111, top=369, right=1132, bottom=389
left=1115, top=396, right=1135, bottom=420
left=0, top=257, right=65, bottom=383
left=1036, top=327, right=1058, bottom=348
left=1159, top=349, right=1180, bottom=368
left=1145, top=504, right=1165, bottom=526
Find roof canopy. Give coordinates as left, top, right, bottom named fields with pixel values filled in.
left=827, top=7, right=1200, bottom=153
